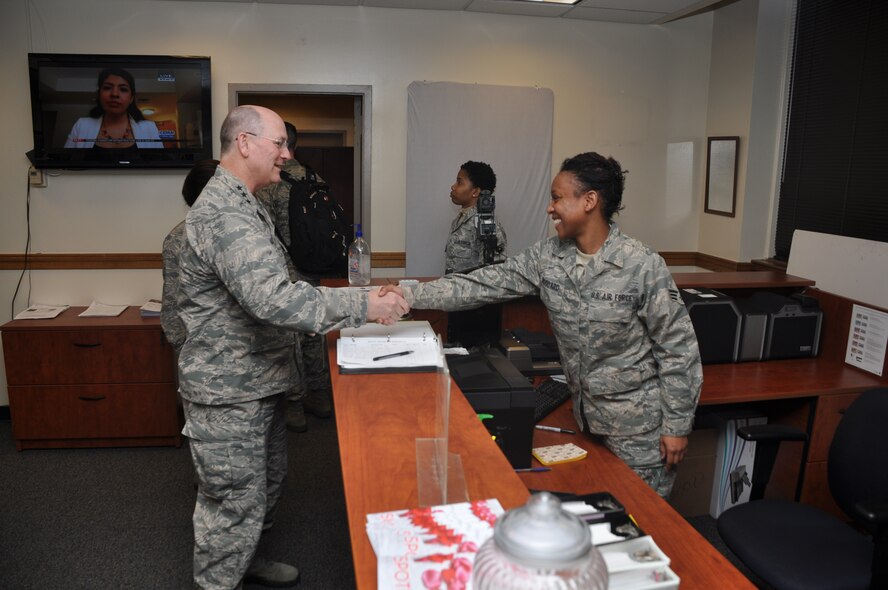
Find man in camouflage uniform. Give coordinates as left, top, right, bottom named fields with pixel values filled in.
left=445, top=160, right=507, bottom=274
left=393, top=152, right=702, bottom=498
left=176, top=105, right=408, bottom=589
left=254, top=122, right=333, bottom=433
left=160, top=159, right=219, bottom=354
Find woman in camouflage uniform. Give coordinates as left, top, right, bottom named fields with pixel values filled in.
left=399, top=152, right=702, bottom=498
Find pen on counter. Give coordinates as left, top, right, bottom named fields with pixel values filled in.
left=535, top=425, right=576, bottom=435
left=514, top=467, right=551, bottom=473
left=372, top=350, right=414, bottom=362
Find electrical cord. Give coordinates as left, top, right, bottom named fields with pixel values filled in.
left=11, top=170, right=33, bottom=319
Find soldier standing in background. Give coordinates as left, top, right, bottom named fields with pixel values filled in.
left=176, top=105, right=407, bottom=589
left=255, top=122, right=333, bottom=433
left=386, top=152, right=702, bottom=498
left=444, top=160, right=507, bottom=274
left=160, top=159, right=219, bottom=355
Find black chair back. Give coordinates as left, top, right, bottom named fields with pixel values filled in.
left=828, top=387, right=888, bottom=526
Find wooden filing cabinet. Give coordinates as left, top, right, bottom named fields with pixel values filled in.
left=1, top=306, right=180, bottom=450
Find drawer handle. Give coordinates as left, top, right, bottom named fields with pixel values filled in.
left=72, top=342, right=102, bottom=348
left=78, top=395, right=106, bottom=402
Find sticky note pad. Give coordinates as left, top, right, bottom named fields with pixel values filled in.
left=532, top=443, right=588, bottom=466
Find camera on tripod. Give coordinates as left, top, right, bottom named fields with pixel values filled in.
left=476, top=189, right=502, bottom=265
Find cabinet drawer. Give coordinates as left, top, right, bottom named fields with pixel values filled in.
left=2, top=329, right=174, bottom=385
left=8, top=384, right=179, bottom=441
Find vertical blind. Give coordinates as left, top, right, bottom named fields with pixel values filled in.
left=775, top=0, right=888, bottom=261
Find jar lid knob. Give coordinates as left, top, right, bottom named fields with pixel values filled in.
left=493, top=492, right=592, bottom=567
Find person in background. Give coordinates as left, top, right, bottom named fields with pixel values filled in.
left=255, top=122, right=333, bottom=433
left=386, top=152, right=702, bottom=499
left=160, top=159, right=219, bottom=353
left=444, top=160, right=507, bottom=274
left=65, top=67, right=162, bottom=149
left=176, top=105, right=408, bottom=589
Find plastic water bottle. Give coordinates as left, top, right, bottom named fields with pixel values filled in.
left=348, top=223, right=371, bottom=286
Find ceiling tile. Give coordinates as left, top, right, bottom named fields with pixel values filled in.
left=364, top=0, right=470, bottom=9
left=466, top=0, right=573, bottom=17
left=575, top=0, right=696, bottom=12
left=566, top=6, right=665, bottom=24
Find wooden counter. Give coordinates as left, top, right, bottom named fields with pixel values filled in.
left=329, top=334, right=756, bottom=590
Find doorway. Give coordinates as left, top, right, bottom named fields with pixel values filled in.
left=229, top=84, right=371, bottom=241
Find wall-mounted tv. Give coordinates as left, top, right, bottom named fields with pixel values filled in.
left=27, top=53, right=213, bottom=170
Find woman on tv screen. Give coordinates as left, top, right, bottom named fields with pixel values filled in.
left=64, top=67, right=162, bottom=149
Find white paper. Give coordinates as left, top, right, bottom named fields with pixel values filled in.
left=845, top=304, right=888, bottom=376
left=78, top=301, right=127, bottom=317
left=14, top=304, right=69, bottom=320
left=338, top=320, right=442, bottom=369
left=140, top=298, right=162, bottom=315
left=365, top=499, right=503, bottom=590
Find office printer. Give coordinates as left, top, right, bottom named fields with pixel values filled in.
left=497, top=327, right=561, bottom=373
left=447, top=348, right=535, bottom=469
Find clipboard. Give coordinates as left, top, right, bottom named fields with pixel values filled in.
left=337, top=321, right=443, bottom=374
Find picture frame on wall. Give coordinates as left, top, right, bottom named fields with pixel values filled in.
left=704, top=136, right=739, bottom=217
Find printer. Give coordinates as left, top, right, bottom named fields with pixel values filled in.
left=681, top=287, right=742, bottom=364
left=740, top=291, right=822, bottom=360
left=497, top=327, right=562, bottom=373
left=447, top=348, right=535, bottom=469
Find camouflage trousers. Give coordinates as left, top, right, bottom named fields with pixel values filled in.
left=288, top=273, right=333, bottom=402
left=182, top=393, right=288, bottom=590
left=288, top=330, right=332, bottom=401
left=588, top=427, right=677, bottom=499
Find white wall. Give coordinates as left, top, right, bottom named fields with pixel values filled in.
left=698, top=0, right=793, bottom=261
left=3, top=0, right=783, bottom=406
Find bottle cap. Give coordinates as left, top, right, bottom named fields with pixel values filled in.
left=492, top=492, right=592, bottom=568
left=355, top=223, right=363, bottom=237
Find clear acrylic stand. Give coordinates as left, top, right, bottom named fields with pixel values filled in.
left=416, top=338, right=468, bottom=507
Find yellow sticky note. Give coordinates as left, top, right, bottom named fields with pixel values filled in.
left=532, top=443, right=588, bottom=466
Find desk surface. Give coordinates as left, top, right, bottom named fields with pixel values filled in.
left=329, top=334, right=756, bottom=590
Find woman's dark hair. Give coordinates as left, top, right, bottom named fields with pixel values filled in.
left=89, top=68, right=146, bottom=121
left=460, top=161, right=496, bottom=193
left=182, top=159, right=219, bottom=207
left=559, top=152, right=627, bottom=222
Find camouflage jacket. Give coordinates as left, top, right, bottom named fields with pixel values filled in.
left=176, top=166, right=366, bottom=405
left=411, top=224, right=702, bottom=437
left=160, top=220, right=187, bottom=352
left=444, top=204, right=508, bottom=273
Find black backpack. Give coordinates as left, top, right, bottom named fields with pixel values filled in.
left=282, top=167, right=349, bottom=277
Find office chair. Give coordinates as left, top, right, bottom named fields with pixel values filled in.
left=717, top=388, right=888, bottom=590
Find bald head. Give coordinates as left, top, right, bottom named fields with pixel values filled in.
left=218, top=105, right=288, bottom=193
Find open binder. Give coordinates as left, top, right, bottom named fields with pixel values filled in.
left=337, top=320, right=443, bottom=374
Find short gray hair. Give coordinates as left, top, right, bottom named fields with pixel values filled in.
left=219, top=106, right=262, bottom=154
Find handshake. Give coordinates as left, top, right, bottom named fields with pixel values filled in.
left=366, top=284, right=411, bottom=325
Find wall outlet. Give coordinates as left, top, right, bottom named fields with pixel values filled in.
left=28, top=166, right=47, bottom=187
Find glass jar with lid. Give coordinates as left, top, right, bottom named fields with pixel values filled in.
left=472, top=491, right=608, bottom=590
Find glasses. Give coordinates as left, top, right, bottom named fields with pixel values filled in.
left=243, top=131, right=287, bottom=150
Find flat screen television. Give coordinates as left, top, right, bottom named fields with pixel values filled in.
left=27, top=53, right=213, bottom=170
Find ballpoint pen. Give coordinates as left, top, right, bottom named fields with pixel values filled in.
left=535, top=425, right=576, bottom=435
left=514, top=467, right=551, bottom=473
left=372, top=350, right=414, bottom=362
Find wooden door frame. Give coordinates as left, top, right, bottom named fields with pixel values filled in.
left=229, top=83, right=372, bottom=243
